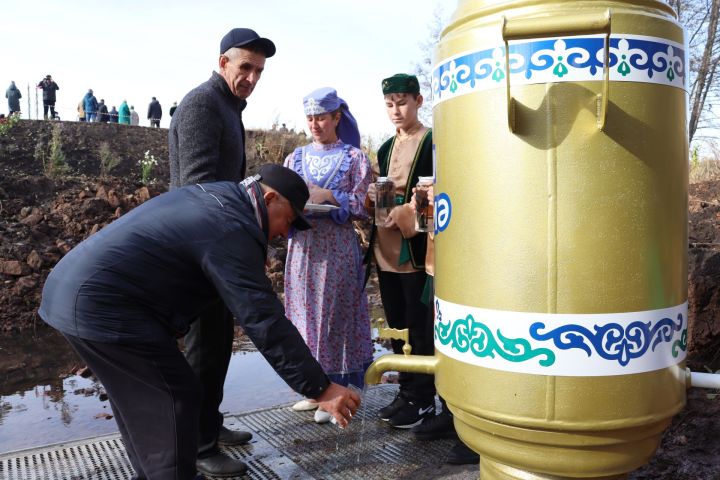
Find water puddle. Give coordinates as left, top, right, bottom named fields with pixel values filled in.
left=0, top=330, right=301, bottom=454
left=0, top=326, right=391, bottom=455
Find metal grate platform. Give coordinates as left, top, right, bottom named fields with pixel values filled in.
left=0, top=385, right=465, bottom=479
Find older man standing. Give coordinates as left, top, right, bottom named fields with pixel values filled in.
left=168, top=27, right=276, bottom=477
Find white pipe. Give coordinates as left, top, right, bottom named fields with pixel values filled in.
left=686, top=369, right=720, bottom=389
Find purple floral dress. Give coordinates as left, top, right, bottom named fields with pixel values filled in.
left=283, top=140, right=373, bottom=387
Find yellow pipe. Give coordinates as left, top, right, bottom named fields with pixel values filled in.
left=364, top=354, right=438, bottom=385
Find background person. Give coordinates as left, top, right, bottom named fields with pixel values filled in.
left=148, top=96, right=162, bottom=127
left=6, top=81, right=22, bottom=115
left=97, top=99, right=109, bottom=123
left=283, top=87, right=373, bottom=423
left=37, top=75, right=59, bottom=120
left=39, top=164, right=361, bottom=480
left=168, top=27, right=275, bottom=477
left=83, top=89, right=98, bottom=122
left=130, top=105, right=139, bottom=126
left=118, top=100, right=131, bottom=124
left=408, top=185, right=480, bottom=464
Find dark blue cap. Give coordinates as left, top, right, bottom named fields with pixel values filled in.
left=220, top=28, right=276, bottom=57
left=256, top=164, right=311, bottom=230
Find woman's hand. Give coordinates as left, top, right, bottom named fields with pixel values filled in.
left=308, top=184, right=338, bottom=206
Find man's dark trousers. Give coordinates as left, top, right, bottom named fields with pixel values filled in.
left=63, top=334, right=201, bottom=480
left=378, top=269, right=435, bottom=403
left=43, top=103, right=56, bottom=119
left=184, top=301, right=235, bottom=457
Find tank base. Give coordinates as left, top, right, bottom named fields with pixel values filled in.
left=480, top=458, right=628, bottom=480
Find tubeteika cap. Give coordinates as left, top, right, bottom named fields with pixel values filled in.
left=256, top=164, right=311, bottom=230
left=382, top=73, right=420, bottom=95
left=220, top=28, right=276, bottom=57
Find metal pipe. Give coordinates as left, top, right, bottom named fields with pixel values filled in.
left=686, top=369, right=720, bottom=389
left=364, top=354, right=438, bottom=385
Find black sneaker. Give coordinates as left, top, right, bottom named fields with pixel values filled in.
left=446, top=441, right=479, bottom=465
left=378, top=393, right=407, bottom=421
left=388, top=400, right=435, bottom=429
left=411, top=411, right=457, bottom=440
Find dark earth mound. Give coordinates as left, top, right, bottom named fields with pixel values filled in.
left=0, top=119, right=718, bottom=478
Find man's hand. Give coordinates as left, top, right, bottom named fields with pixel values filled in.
left=366, top=182, right=377, bottom=204
left=385, top=203, right=416, bottom=236
left=314, top=382, right=361, bottom=428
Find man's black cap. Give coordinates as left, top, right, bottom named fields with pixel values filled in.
left=220, top=28, right=276, bottom=57
left=257, top=164, right=311, bottom=230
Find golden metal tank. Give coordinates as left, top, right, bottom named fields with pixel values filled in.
left=366, top=0, right=690, bottom=478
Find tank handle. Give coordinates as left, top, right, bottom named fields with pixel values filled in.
left=502, top=9, right=612, bottom=132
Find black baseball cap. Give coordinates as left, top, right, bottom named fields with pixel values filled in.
left=257, top=164, right=311, bottom=230
left=220, top=28, right=276, bottom=57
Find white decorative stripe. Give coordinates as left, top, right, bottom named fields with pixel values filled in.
left=432, top=34, right=688, bottom=107
left=304, top=98, right=329, bottom=115
left=434, top=297, right=688, bottom=376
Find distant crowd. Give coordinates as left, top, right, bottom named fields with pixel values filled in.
left=4, top=75, right=178, bottom=128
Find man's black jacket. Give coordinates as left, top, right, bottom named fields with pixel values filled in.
left=37, top=79, right=59, bottom=103
left=39, top=181, right=330, bottom=398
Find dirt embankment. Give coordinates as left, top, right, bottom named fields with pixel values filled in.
left=1, top=120, right=718, bottom=365
left=0, top=119, right=718, bottom=479
left=0, top=119, right=309, bottom=332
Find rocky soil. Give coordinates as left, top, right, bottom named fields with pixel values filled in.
left=0, top=119, right=718, bottom=478
left=0, top=119, right=314, bottom=332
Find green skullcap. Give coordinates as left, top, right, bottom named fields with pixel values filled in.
left=382, top=74, right=420, bottom=95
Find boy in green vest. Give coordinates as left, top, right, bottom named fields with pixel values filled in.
left=369, top=74, right=480, bottom=463
left=369, top=74, right=435, bottom=428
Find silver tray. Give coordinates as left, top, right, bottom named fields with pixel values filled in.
left=304, top=203, right=339, bottom=213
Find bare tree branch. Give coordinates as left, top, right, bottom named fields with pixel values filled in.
left=688, top=0, right=720, bottom=141
left=413, top=4, right=450, bottom=125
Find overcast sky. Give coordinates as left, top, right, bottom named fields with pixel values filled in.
left=2, top=0, right=448, bottom=140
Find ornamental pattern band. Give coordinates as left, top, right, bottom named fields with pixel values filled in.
left=432, top=34, right=687, bottom=106
left=434, top=297, right=688, bottom=376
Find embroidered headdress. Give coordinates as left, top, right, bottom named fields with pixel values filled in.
left=381, top=73, right=420, bottom=95
left=302, top=87, right=361, bottom=149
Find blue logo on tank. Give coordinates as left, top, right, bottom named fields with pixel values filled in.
left=434, top=193, right=452, bottom=235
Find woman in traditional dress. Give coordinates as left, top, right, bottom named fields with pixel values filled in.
left=283, top=87, right=373, bottom=423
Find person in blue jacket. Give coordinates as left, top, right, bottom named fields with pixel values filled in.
left=118, top=100, right=131, bottom=125
left=83, top=89, right=98, bottom=122
left=39, top=164, right=361, bottom=480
